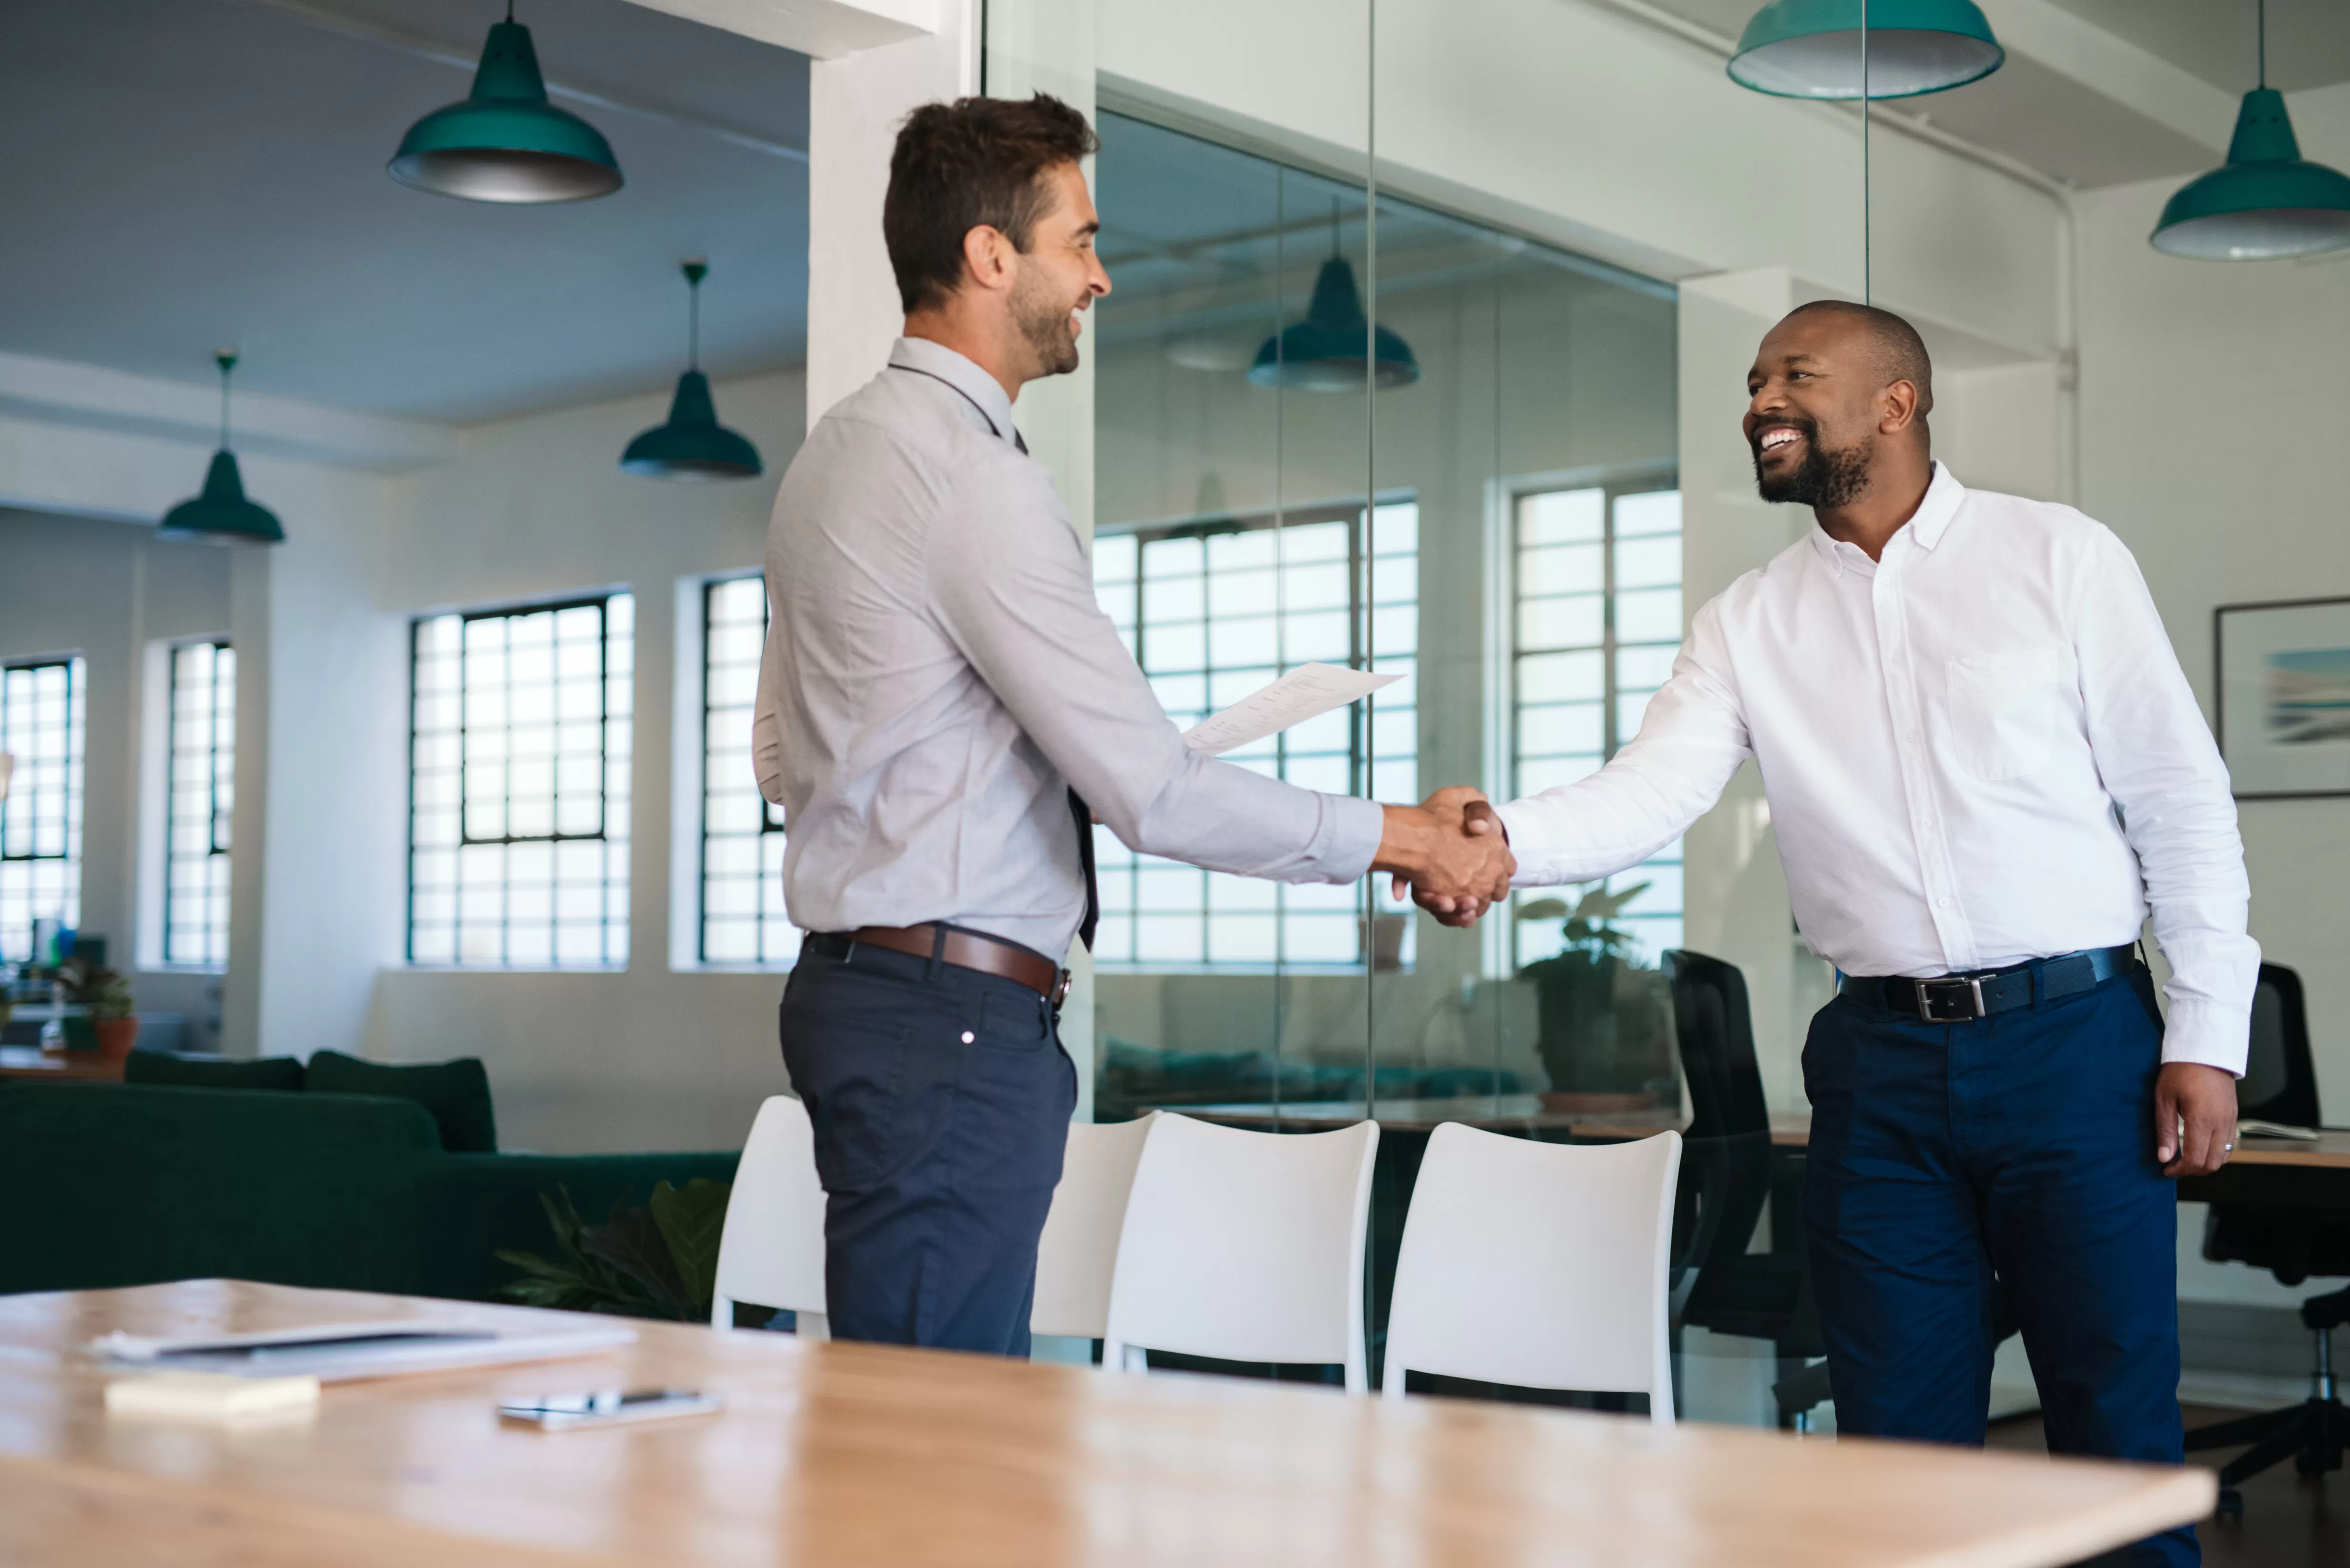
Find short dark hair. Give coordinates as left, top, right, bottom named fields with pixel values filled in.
left=883, top=94, right=1099, bottom=314
left=1784, top=299, right=1935, bottom=420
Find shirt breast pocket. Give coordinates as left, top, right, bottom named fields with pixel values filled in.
left=1945, top=646, right=2068, bottom=782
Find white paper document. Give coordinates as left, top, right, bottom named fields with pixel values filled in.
left=1180, top=662, right=1404, bottom=756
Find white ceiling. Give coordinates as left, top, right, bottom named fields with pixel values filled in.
left=1645, top=0, right=2350, bottom=192
left=0, top=0, right=809, bottom=423
left=2043, top=0, right=2350, bottom=95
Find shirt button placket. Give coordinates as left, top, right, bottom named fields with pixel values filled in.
left=1876, top=551, right=1962, bottom=969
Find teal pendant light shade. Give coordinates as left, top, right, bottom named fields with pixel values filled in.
left=622, top=260, right=763, bottom=481
left=1248, top=254, right=1421, bottom=392
left=159, top=352, right=283, bottom=547
left=2151, top=8, right=2350, bottom=261
left=1728, top=0, right=2002, bottom=99
left=388, top=10, right=621, bottom=203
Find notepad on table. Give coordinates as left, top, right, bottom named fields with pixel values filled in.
left=90, top=1318, right=636, bottom=1382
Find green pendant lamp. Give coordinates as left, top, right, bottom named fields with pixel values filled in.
left=622, top=260, right=764, bottom=481
left=2151, top=3, right=2350, bottom=260
left=1729, top=0, right=2002, bottom=99
left=1248, top=205, right=1420, bottom=392
left=388, top=3, right=621, bottom=204
left=159, top=351, right=283, bottom=547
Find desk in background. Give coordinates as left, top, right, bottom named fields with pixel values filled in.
left=0, top=1045, right=123, bottom=1083
left=0, top=1279, right=2213, bottom=1568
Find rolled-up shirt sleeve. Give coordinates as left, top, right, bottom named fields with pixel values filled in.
left=926, top=461, right=1383, bottom=885
left=1495, top=596, right=1753, bottom=886
left=2076, top=527, right=2258, bottom=1074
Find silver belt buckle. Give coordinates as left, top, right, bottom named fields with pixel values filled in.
left=1914, top=975, right=1987, bottom=1023
left=1052, top=969, right=1073, bottom=1009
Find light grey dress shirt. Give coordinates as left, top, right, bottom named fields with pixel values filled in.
left=753, top=337, right=1384, bottom=960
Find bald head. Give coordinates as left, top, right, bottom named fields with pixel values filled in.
left=1780, top=300, right=1934, bottom=420
left=1744, top=301, right=1936, bottom=512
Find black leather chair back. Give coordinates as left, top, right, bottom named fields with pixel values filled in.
left=2240, top=962, right=2320, bottom=1129
left=2203, top=961, right=2346, bottom=1285
left=1664, top=949, right=1774, bottom=1288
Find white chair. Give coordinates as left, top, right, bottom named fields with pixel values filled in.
left=1383, top=1123, right=1681, bottom=1424
left=710, top=1095, right=830, bottom=1338
left=1031, top=1113, right=1156, bottom=1341
left=1102, top=1113, right=1380, bottom=1393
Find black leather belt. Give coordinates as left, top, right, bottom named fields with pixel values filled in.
left=1838, top=944, right=2140, bottom=1023
left=805, top=924, right=1072, bottom=1007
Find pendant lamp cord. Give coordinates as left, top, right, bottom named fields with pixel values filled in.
left=2258, top=0, right=2267, bottom=90
left=1860, top=0, right=1871, bottom=307
left=215, top=350, right=236, bottom=450
left=689, top=274, right=700, bottom=372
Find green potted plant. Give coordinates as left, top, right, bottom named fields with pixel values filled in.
left=1514, top=884, right=1677, bottom=1112
left=55, top=957, right=138, bottom=1060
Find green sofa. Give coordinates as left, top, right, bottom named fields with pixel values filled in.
left=0, top=1080, right=739, bottom=1303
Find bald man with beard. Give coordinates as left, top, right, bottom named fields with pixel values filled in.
left=1429, top=302, right=2250, bottom=1567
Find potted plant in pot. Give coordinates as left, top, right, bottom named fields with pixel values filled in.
left=1514, top=883, right=1677, bottom=1113
left=55, top=956, right=138, bottom=1060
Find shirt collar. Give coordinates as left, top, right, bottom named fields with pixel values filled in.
left=889, top=337, right=1020, bottom=449
left=1805, top=461, right=1966, bottom=578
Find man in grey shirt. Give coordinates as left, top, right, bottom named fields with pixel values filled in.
left=752, top=94, right=1508, bottom=1355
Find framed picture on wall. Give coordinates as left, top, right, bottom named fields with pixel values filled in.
left=2215, top=595, right=2350, bottom=799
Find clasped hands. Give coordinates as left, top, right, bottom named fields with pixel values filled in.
left=1374, top=786, right=1514, bottom=928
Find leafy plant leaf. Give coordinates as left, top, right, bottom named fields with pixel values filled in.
left=1571, top=882, right=1649, bottom=922
left=649, top=1178, right=732, bottom=1322
left=579, top=1199, right=692, bottom=1321
left=1514, top=898, right=1570, bottom=922
left=497, top=1181, right=734, bottom=1323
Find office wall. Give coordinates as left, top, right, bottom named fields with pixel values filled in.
left=0, top=369, right=804, bottom=1152
left=354, top=370, right=806, bottom=1152
left=2069, top=86, right=2350, bottom=1311
left=0, top=507, right=233, bottom=1036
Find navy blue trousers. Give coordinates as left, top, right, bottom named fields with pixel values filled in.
left=779, top=940, right=1077, bottom=1357
left=1802, top=968, right=2195, bottom=1568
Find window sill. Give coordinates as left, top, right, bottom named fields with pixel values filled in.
left=395, top=964, right=631, bottom=976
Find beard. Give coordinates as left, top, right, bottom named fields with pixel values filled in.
left=1754, top=421, right=1872, bottom=508
left=1011, top=267, right=1083, bottom=378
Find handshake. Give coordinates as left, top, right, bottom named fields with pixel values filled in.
left=1374, top=785, right=1515, bottom=929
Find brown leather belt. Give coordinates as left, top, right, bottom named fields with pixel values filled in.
left=829, top=923, right=1071, bottom=1007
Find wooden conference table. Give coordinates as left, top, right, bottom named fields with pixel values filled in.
left=0, top=1280, right=2213, bottom=1568
left=1178, top=1095, right=2350, bottom=1172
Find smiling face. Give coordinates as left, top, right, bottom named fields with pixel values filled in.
left=1006, top=160, right=1112, bottom=380
left=1744, top=307, right=1923, bottom=509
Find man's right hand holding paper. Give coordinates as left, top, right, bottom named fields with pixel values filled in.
left=1372, top=786, right=1515, bottom=928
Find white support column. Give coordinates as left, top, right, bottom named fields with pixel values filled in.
left=804, top=8, right=981, bottom=423
left=1675, top=267, right=1828, bottom=1112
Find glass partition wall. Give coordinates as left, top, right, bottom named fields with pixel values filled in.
left=1090, top=110, right=1678, bottom=1132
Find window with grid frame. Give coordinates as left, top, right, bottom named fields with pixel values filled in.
left=163, top=641, right=235, bottom=968
left=699, top=574, right=796, bottom=966
left=408, top=594, right=633, bottom=968
left=1510, top=483, right=1683, bottom=969
left=0, top=657, right=85, bottom=964
left=1088, top=501, right=1415, bottom=970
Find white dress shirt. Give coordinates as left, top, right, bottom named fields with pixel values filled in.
left=752, top=338, right=1383, bottom=959
left=1495, top=465, right=2257, bottom=1074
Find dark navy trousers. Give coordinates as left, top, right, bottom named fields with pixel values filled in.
left=1802, top=967, right=2196, bottom=1568
left=779, top=940, right=1077, bottom=1357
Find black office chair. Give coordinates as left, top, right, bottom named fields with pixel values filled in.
left=1663, top=949, right=1826, bottom=1428
left=2186, top=961, right=2349, bottom=1517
